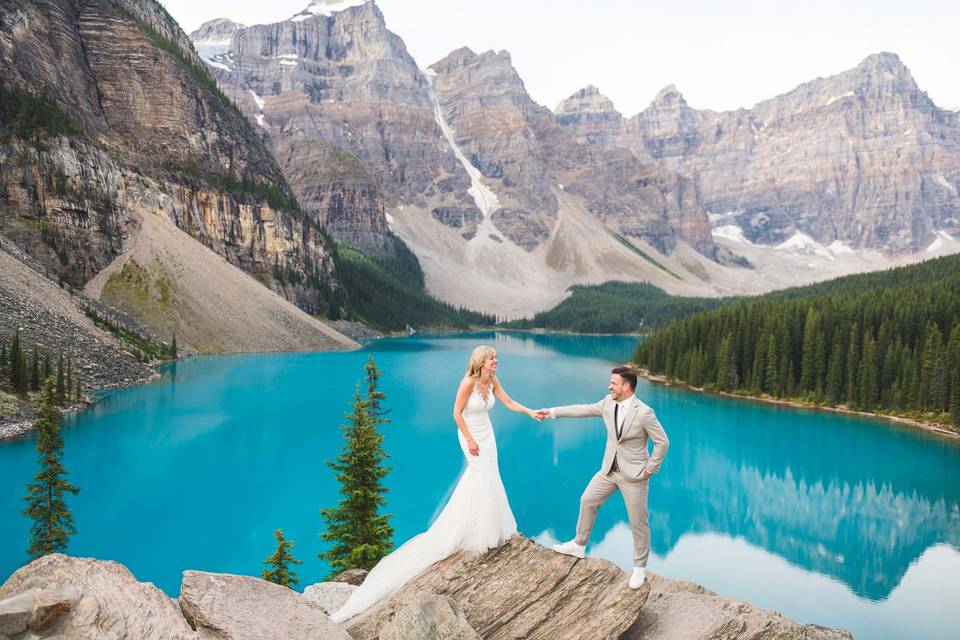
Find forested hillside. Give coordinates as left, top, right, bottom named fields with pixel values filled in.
left=634, top=256, right=960, bottom=427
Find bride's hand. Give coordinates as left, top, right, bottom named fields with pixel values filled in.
left=526, top=408, right=543, bottom=422
left=467, top=438, right=480, bottom=456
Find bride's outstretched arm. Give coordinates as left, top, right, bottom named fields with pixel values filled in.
left=492, top=376, right=541, bottom=421
left=454, top=378, right=480, bottom=456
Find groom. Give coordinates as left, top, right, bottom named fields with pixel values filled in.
left=537, top=366, right=669, bottom=589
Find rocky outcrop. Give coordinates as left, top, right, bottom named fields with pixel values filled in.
left=0, top=243, right=157, bottom=436
left=1, top=543, right=851, bottom=640
left=346, top=536, right=650, bottom=640
left=0, top=554, right=199, bottom=640
left=629, top=574, right=852, bottom=640
left=178, top=570, right=350, bottom=640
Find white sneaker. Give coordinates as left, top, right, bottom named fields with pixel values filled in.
left=628, top=566, right=646, bottom=589
left=552, top=539, right=586, bottom=558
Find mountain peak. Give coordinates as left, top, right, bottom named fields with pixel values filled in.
left=290, top=0, right=372, bottom=22
left=555, top=85, right=619, bottom=116
left=653, top=84, right=683, bottom=101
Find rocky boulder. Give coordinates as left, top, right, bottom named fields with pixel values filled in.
left=178, top=570, right=349, bottom=640
left=302, top=581, right=356, bottom=615
left=346, top=536, right=649, bottom=640
left=377, top=592, right=481, bottom=640
left=628, top=573, right=853, bottom=640
left=0, top=554, right=198, bottom=640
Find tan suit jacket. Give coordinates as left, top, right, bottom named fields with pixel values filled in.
left=553, top=394, right=669, bottom=478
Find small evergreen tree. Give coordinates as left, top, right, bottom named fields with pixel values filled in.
left=65, top=355, right=72, bottom=403
left=74, top=377, right=81, bottom=403
left=364, top=355, right=389, bottom=426
left=319, top=384, right=393, bottom=578
left=31, top=346, right=40, bottom=391
left=22, top=379, right=80, bottom=559
left=171, top=332, right=178, bottom=359
left=261, top=528, right=303, bottom=589
left=55, top=353, right=65, bottom=404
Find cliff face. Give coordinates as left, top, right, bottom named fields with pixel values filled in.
left=0, top=0, right=342, bottom=329
left=568, top=53, right=960, bottom=253
left=194, top=0, right=463, bottom=255
left=190, top=1, right=717, bottom=285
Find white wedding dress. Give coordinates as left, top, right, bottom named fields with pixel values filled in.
left=330, top=383, right=517, bottom=622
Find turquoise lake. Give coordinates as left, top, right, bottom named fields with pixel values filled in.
left=2, top=332, right=959, bottom=638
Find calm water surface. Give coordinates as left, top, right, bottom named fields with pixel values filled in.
left=1, top=332, right=958, bottom=639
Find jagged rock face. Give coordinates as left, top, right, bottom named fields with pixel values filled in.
left=624, top=53, right=960, bottom=251
left=554, top=85, right=624, bottom=147
left=194, top=1, right=470, bottom=254
left=0, top=0, right=339, bottom=316
left=430, top=47, right=559, bottom=248
left=550, top=86, right=715, bottom=255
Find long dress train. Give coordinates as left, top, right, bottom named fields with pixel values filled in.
left=330, top=383, right=517, bottom=622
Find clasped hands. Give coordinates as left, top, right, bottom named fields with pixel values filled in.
left=528, top=408, right=550, bottom=422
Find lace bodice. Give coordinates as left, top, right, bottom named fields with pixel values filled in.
left=463, top=382, right=495, bottom=415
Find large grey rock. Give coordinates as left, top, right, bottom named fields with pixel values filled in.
left=0, top=554, right=199, bottom=640
left=302, top=581, right=356, bottom=614
left=378, top=592, right=480, bottom=640
left=626, top=573, right=853, bottom=640
left=0, top=589, right=36, bottom=636
left=347, top=536, right=650, bottom=640
left=178, top=570, right=350, bottom=640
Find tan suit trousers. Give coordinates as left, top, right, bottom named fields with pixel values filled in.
left=574, top=469, right=650, bottom=567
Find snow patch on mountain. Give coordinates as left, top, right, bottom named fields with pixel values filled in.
left=290, top=0, right=367, bottom=21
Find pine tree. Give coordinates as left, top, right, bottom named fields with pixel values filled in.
left=31, top=346, right=40, bottom=392
left=65, top=355, right=72, bottom=404
left=800, top=307, right=820, bottom=395
left=846, top=323, right=860, bottom=406
left=55, top=353, right=65, bottom=404
left=319, top=386, right=393, bottom=578
left=9, top=328, right=22, bottom=391
left=74, top=377, right=81, bottom=403
left=717, top=334, right=732, bottom=391
left=364, top=355, right=389, bottom=427
left=825, top=332, right=844, bottom=405
left=920, top=322, right=945, bottom=412
left=859, top=330, right=879, bottom=411
left=42, top=350, right=51, bottom=380
left=261, top=528, right=303, bottom=589
left=765, top=333, right=780, bottom=395
left=22, top=379, right=80, bottom=559
left=171, top=332, right=178, bottom=359
left=951, top=373, right=960, bottom=429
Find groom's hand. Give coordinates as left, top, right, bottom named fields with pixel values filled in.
left=535, top=409, right=550, bottom=420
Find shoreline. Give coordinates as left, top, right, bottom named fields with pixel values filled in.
left=637, top=368, right=960, bottom=441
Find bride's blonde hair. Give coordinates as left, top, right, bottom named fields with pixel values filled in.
left=465, top=346, right=496, bottom=379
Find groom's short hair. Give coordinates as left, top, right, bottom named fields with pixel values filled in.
left=611, top=366, right=637, bottom=390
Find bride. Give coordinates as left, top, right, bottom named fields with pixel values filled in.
left=330, top=345, right=541, bottom=622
